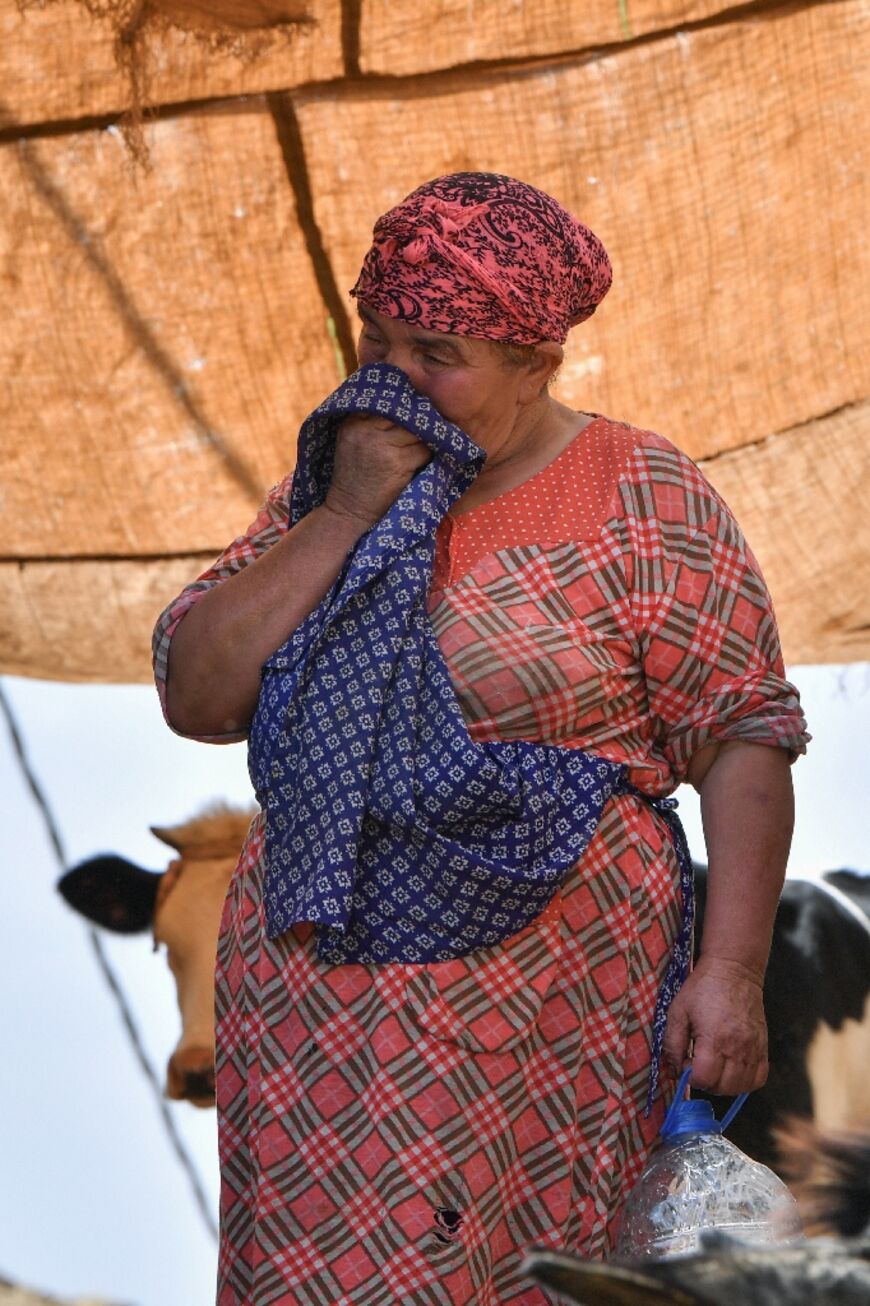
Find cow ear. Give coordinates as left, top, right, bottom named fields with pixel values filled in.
left=823, top=868, right=870, bottom=921
left=150, top=823, right=185, bottom=852
left=522, top=1251, right=700, bottom=1306
left=57, top=855, right=162, bottom=933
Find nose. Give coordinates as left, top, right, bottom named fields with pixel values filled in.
left=388, top=356, right=434, bottom=401
left=362, top=341, right=428, bottom=393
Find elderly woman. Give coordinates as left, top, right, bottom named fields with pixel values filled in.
left=154, top=172, right=808, bottom=1304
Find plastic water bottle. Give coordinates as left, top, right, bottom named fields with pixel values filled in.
left=615, top=1066, right=803, bottom=1259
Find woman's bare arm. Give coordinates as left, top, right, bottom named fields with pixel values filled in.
left=166, top=503, right=370, bottom=737
left=662, top=739, right=795, bottom=1095
left=166, top=418, right=431, bottom=737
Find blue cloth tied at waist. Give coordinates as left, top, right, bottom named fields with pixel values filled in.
left=248, top=363, right=693, bottom=1106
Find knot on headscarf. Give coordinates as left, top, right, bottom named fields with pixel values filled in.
left=373, top=198, right=491, bottom=271
left=352, top=172, right=612, bottom=345
left=397, top=197, right=492, bottom=265
left=376, top=193, right=535, bottom=327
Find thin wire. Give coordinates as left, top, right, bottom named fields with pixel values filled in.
left=0, top=681, right=219, bottom=1244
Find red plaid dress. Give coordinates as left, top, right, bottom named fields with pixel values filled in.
left=154, top=417, right=808, bottom=1305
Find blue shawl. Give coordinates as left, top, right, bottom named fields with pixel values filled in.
left=248, top=363, right=692, bottom=1101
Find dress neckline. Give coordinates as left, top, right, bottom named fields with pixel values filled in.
left=448, top=413, right=605, bottom=524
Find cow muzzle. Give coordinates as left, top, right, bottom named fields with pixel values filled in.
left=167, top=1045, right=216, bottom=1107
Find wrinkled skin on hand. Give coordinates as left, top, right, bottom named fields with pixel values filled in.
left=324, top=415, right=432, bottom=529
left=663, top=954, right=769, bottom=1096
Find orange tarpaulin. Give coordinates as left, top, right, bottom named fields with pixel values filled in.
left=2, top=0, right=868, bottom=680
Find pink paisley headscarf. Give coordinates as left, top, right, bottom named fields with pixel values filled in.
left=351, top=172, right=611, bottom=345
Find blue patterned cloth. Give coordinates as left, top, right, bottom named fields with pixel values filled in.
left=248, top=362, right=693, bottom=1105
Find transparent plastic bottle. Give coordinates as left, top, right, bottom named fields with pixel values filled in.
left=615, top=1066, right=803, bottom=1260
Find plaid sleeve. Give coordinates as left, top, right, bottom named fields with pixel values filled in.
left=151, top=471, right=294, bottom=739
left=608, top=436, right=809, bottom=781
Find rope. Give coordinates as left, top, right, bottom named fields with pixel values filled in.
left=0, top=680, right=219, bottom=1244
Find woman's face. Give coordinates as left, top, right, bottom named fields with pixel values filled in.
left=355, top=304, right=539, bottom=457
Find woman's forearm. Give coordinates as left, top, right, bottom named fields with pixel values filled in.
left=662, top=740, right=795, bottom=1092
left=165, top=503, right=369, bottom=737
left=696, top=740, right=795, bottom=980
left=166, top=416, right=433, bottom=739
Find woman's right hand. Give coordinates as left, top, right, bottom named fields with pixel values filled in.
left=325, top=416, right=431, bottom=528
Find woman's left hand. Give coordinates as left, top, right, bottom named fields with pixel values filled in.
left=662, top=954, right=769, bottom=1096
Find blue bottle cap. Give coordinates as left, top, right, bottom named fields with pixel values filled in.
left=661, top=1065, right=749, bottom=1141
left=660, top=1097, right=721, bottom=1140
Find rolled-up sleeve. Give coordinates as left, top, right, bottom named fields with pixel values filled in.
left=152, top=472, right=294, bottom=740
left=613, top=437, right=809, bottom=782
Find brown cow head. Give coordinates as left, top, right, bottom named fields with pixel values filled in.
left=58, top=803, right=255, bottom=1107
